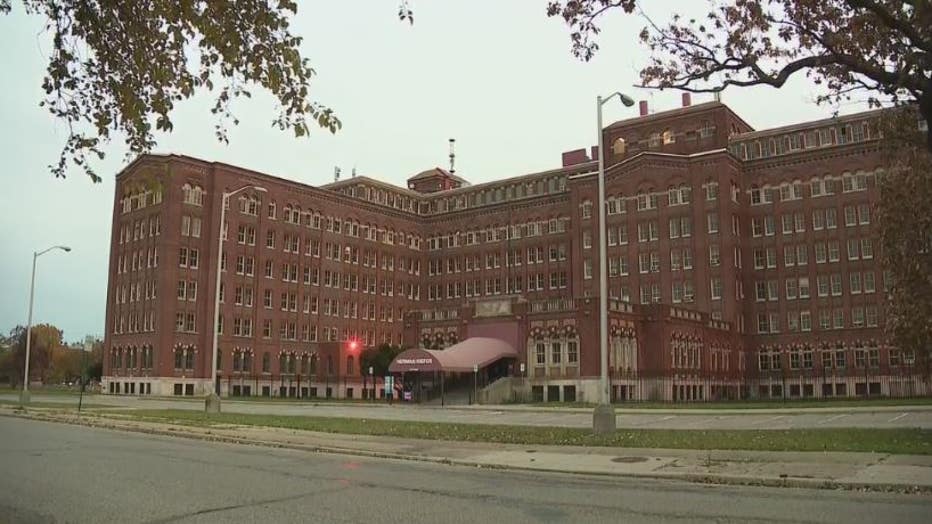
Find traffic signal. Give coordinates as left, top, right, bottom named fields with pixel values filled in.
left=347, top=338, right=360, bottom=352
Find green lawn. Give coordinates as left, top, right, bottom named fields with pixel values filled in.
left=0, top=400, right=106, bottom=409
left=117, top=409, right=932, bottom=455
left=517, top=397, right=932, bottom=410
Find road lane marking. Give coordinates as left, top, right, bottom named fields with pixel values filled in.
left=634, top=415, right=676, bottom=427
left=818, top=414, right=848, bottom=425
left=751, top=415, right=786, bottom=425
left=887, top=413, right=909, bottom=423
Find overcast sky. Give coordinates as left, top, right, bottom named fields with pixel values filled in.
left=0, top=1, right=871, bottom=342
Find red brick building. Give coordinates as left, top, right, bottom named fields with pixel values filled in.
left=103, top=99, right=929, bottom=401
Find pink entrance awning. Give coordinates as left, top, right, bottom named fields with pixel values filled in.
left=388, top=337, right=517, bottom=373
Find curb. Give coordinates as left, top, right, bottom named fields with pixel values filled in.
left=3, top=409, right=929, bottom=495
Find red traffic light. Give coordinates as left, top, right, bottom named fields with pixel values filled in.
left=347, top=339, right=359, bottom=352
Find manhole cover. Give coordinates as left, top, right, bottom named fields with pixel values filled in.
left=612, top=456, right=648, bottom=463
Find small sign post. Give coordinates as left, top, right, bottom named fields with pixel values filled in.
left=79, top=336, right=93, bottom=412
left=473, top=364, right=479, bottom=405
left=384, top=375, right=394, bottom=404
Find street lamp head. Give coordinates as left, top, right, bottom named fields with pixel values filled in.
left=60, top=246, right=72, bottom=252
left=253, top=186, right=268, bottom=193
left=618, top=93, right=635, bottom=107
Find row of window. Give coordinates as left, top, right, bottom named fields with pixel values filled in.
left=251, top=201, right=422, bottom=251
left=419, top=174, right=567, bottom=215
left=750, top=205, right=871, bottom=237
left=754, top=271, right=883, bottom=301
left=757, top=347, right=917, bottom=372
left=120, top=187, right=164, bottom=214
left=222, top=289, right=402, bottom=321
left=113, top=280, right=158, bottom=305
left=221, top=318, right=400, bottom=346
left=427, top=246, right=568, bottom=275
left=109, top=346, right=155, bottom=369
left=756, top=306, right=880, bottom=334
left=228, top=229, right=423, bottom=274
left=118, top=215, right=161, bottom=244
left=425, top=219, right=569, bottom=250
left=731, top=121, right=876, bottom=161
left=531, top=338, right=580, bottom=366
left=748, top=172, right=873, bottom=205
left=116, top=248, right=159, bottom=274
left=752, top=238, right=875, bottom=269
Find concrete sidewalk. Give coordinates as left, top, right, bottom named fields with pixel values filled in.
left=5, top=406, right=931, bottom=493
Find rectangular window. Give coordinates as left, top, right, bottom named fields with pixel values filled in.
left=812, top=210, right=825, bottom=230
left=861, top=238, right=873, bottom=259
left=850, top=273, right=862, bottom=294
left=817, top=275, right=829, bottom=297
left=707, top=213, right=719, bottom=234
left=858, top=204, right=871, bottom=224
left=551, top=342, right=562, bottom=364
left=799, top=277, right=810, bottom=298
left=710, top=278, right=723, bottom=300
left=844, top=206, right=857, bottom=227
left=815, top=243, right=827, bottom=264
left=847, top=238, right=859, bottom=260
left=831, top=274, right=843, bottom=296
left=768, top=280, right=779, bottom=301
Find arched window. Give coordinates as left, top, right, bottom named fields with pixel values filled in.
left=662, top=129, right=674, bottom=144
left=346, top=355, right=355, bottom=376
left=580, top=199, right=592, bottom=219
left=612, top=137, right=627, bottom=155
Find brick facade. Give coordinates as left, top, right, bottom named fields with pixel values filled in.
left=102, top=100, right=929, bottom=401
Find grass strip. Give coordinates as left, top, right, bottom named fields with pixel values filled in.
left=0, top=400, right=107, bottom=409
left=515, top=398, right=932, bottom=410
left=120, top=409, right=932, bottom=455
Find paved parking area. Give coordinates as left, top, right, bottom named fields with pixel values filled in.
left=6, top=393, right=932, bottom=429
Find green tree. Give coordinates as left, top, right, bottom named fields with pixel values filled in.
left=6, top=324, right=64, bottom=385
left=360, top=344, right=405, bottom=377
left=1, top=0, right=341, bottom=182
left=878, top=111, right=932, bottom=371
left=546, top=0, right=931, bottom=150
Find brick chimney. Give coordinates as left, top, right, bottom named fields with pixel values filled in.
left=561, top=148, right=590, bottom=167
left=590, top=145, right=599, bottom=162
left=639, top=100, right=648, bottom=116
left=682, top=93, right=692, bottom=107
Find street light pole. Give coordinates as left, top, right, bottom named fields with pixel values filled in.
left=21, top=245, right=71, bottom=405
left=593, top=91, right=634, bottom=435
left=207, top=184, right=267, bottom=413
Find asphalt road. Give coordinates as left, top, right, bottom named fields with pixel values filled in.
left=1, top=417, right=930, bottom=523
left=5, top=393, right=932, bottom=429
